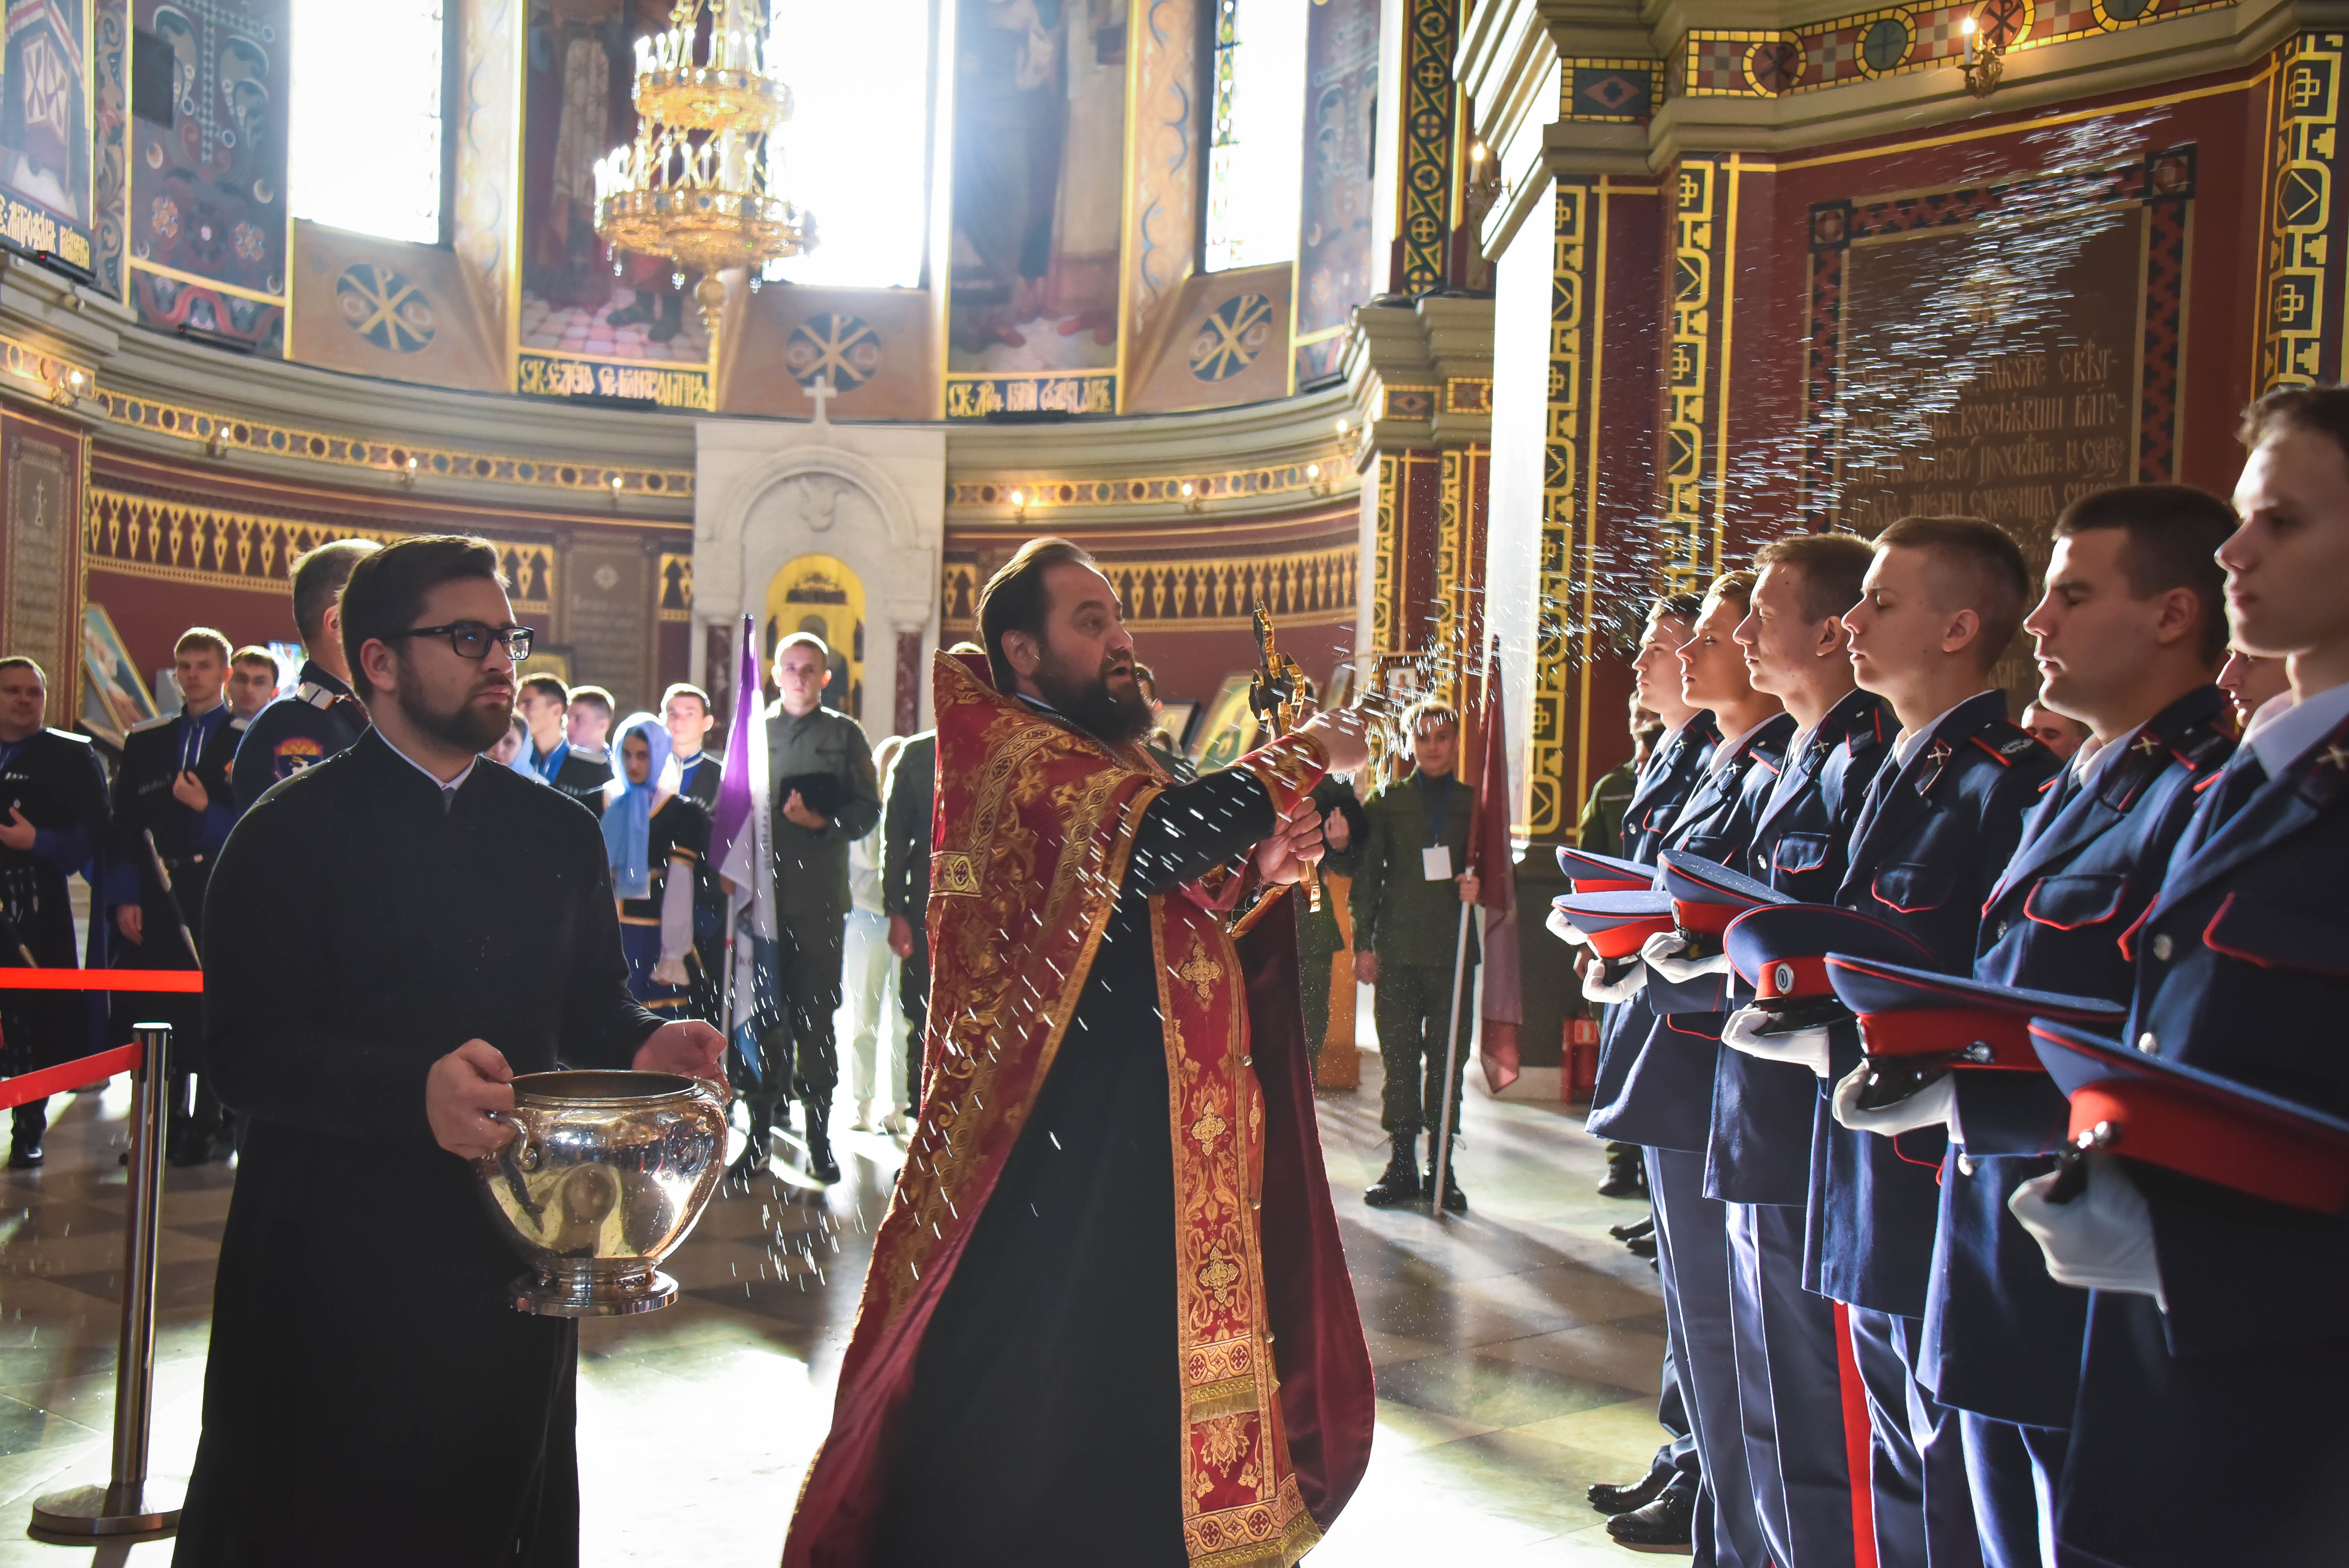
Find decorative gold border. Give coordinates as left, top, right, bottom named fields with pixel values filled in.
left=1372, top=453, right=1396, bottom=653
left=1528, top=181, right=1586, bottom=843
left=940, top=544, right=1356, bottom=633
left=947, top=454, right=1354, bottom=510
left=85, top=387, right=695, bottom=497
left=1662, top=158, right=1720, bottom=593
left=2260, top=32, right=2341, bottom=388
left=1444, top=376, right=1492, bottom=413
left=86, top=485, right=559, bottom=605
left=1433, top=447, right=1462, bottom=702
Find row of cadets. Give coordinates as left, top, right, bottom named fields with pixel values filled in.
left=1711, top=531, right=1894, bottom=1568
left=2007, top=388, right=2349, bottom=1567
left=0, top=656, right=109, bottom=1169
left=513, top=672, right=613, bottom=813
left=1581, top=571, right=1794, bottom=1566
left=604, top=711, right=710, bottom=1016
left=110, top=627, right=247, bottom=1167
left=1555, top=593, right=1720, bottom=1551
left=230, top=540, right=380, bottom=811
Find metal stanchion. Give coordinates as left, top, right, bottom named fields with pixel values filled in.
left=30, top=1022, right=186, bottom=1538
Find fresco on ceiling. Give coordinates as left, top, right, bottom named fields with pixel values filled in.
left=128, top=0, right=288, bottom=355
left=943, top=0, right=1127, bottom=419
left=0, top=0, right=96, bottom=278
left=518, top=0, right=712, bottom=410
left=1292, top=0, right=1376, bottom=387
left=287, top=218, right=504, bottom=393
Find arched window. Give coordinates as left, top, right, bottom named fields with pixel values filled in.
left=1204, top=0, right=1308, bottom=273
left=289, top=0, right=448, bottom=244
left=763, top=0, right=934, bottom=290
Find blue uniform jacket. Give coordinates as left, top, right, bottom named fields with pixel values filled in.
left=1583, top=713, right=1720, bottom=1127
left=231, top=662, right=371, bottom=813
left=1921, top=684, right=2231, bottom=1428
left=1707, top=688, right=1895, bottom=1206
left=1806, top=690, right=2060, bottom=1315
left=1587, top=714, right=1793, bottom=1153
left=2055, top=700, right=2349, bottom=1568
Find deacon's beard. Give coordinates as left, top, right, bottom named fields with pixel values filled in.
left=397, top=666, right=515, bottom=754
left=1032, top=648, right=1153, bottom=747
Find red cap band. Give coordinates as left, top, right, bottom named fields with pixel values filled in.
left=1584, top=914, right=1677, bottom=960
left=1672, top=899, right=1738, bottom=937
left=1754, top=955, right=1830, bottom=1001
left=1855, top=1006, right=2039, bottom=1069
left=2069, top=1082, right=2349, bottom=1215
left=1572, top=877, right=1652, bottom=895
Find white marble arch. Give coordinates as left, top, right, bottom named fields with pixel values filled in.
left=691, top=417, right=946, bottom=736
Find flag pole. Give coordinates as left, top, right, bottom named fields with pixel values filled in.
left=1430, top=632, right=1497, bottom=1217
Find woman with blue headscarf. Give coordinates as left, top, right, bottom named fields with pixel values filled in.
left=604, top=712, right=709, bottom=1012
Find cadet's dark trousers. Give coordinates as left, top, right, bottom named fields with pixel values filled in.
left=748, top=912, right=847, bottom=1133
left=1726, top=1199, right=1858, bottom=1568
left=1649, top=1146, right=1768, bottom=1568
left=900, top=927, right=928, bottom=1111
left=1960, top=1412, right=2062, bottom=1568
left=1848, top=1307, right=1982, bottom=1568
left=1372, top=960, right=1476, bottom=1137
left=1296, top=909, right=1337, bottom=1068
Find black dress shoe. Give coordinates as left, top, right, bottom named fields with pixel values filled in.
left=1625, top=1232, right=1657, bottom=1258
left=1597, top=1141, right=1647, bottom=1199
left=1606, top=1485, right=1696, bottom=1553
left=1587, top=1464, right=1672, bottom=1516
left=1609, top=1216, right=1656, bottom=1242
left=7, top=1141, right=41, bottom=1170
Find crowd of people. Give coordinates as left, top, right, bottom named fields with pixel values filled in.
left=1548, top=385, right=2348, bottom=1568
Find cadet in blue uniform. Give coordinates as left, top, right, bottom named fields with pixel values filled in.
left=1714, top=531, right=1891, bottom=1568
left=109, top=628, right=245, bottom=1165
left=2016, top=389, right=2349, bottom=1568
left=515, top=673, right=611, bottom=814
left=1832, top=489, right=2236, bottom=1567
left=1586, top=571, right=1791, bottom=1568
left=1731, top=517, right=2059, bottom=1568
left=232, top=540, right=379, bottom=812
left=1568, top=592, right=1719, bottom=1554
left=0, top=657, right=109, bottom=1168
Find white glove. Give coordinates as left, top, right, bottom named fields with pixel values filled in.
left=1545, top=908, right=1591, bottom=948
left=1582, top=958, right=1648, bottom=1005
left=2010, top=1153, right=2166, bottom=1308
left=1721, top=1005, right=1832, bottom=1077
left=1641, top=930, right=1734, bottom=983
left=1831, top=1062, right=1957, bottom=1136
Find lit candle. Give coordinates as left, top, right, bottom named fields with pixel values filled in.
left=1961, top=16, right=1977, bottom=66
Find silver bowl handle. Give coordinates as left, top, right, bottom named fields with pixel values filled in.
left=487, top=1112, right=540, bottom=1173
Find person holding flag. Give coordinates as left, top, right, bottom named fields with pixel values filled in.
left=707, top=617, right=782, bottom=1178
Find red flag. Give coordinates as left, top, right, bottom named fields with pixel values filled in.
left=1467, top=650, right=1521, bottom=1091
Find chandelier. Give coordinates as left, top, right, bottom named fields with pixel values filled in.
left=593, top=0, right=817, bottom=339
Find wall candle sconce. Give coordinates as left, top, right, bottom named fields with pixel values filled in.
left=399, top=456, right=419, bottom=489
left=49, top=368, right=82, bottom=406
left=1334, top=417, right=1360, bottom=461
left=1009, top=488, right=1028, bottom=524
left=1179, top=481, right=1204, bottom=515
left=1960, top=16, right=2004, bottom=97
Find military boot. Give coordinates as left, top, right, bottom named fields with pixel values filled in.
left=1597, top=1141, right=1647, bottom=1199
left=801, top=1097, right=841, bottom=1184
left=1363, top=1133, right=1422, bottom=1208
left=728, top=1102, right=773, bottom=1180
left=1424, top=1138, right=1468, bottom=1213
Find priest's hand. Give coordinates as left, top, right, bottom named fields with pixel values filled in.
left=782, top=789, right=828, bottom=831
left=1299, top=708, right=1370, bottom=774
left=426, top=1040, right=518, bottom=1160
left=636, top=1019, right=729, bottom=1092
left=1252, top=803, right=1325, bottom=886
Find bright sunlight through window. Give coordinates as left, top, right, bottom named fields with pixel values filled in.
left=1204, top=0, right=1308, bottom=274
left=289, top=1, right=445, bottom=245
left=764, top=0, right=931, bottom=289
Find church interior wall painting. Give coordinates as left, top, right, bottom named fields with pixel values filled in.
left=0, top=406, right=85, bottom=729
left=287, top=217, right=506, bottom=392
left=764, top=551, right=865, bottom=722
left=721, top=287, right=937, bottom=421
left=942, top=0, right=1130, bottom=419
left=516, top=0, right=715, bottom=410
left=1290, top=0, right=1373, bottom=388
left=1121, top=258, right=1289, bottom=413
left=91, top=0, right=126, bottom=296
left=127, top=0, right=290, bottom=356
left=1114, top=0, right=1201, bottom=401
left=0, top=0, right=98, bottom=281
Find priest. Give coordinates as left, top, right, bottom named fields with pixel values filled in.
left=174, top=535, right=726, bottom=1567
left=784, top=538, right=1377, bottom=1568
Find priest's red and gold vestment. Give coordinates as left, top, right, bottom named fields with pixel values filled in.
left=782, top=655, right=1375, bottom=1567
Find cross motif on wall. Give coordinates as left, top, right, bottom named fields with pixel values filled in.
left=804, top=374, right=836, bottom=428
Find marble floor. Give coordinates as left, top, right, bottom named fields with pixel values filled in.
left=0, top=1035, right=1668, bottom=1565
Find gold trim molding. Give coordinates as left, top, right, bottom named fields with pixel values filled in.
left=948, top=456, right=1355, bottom=512
left=942, top=545, right=1357, bottom=633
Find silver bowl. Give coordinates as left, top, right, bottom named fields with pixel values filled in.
left=473, top=1069, right=727, bottom=1317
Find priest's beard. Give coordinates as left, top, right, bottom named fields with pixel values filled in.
left=1032, top=646, right=1153, bottom=746
left=395, top=662, right=515, bottom=754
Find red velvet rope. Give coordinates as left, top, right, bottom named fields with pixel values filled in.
left=0, top=969, right=202, bottom=992
left=0, top=1042, right=144, bottom=1110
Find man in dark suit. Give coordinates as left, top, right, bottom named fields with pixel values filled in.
left=1732, top=517, right=2060, bottom=1568
left=882, top=726, right=935, bottom=1112
left=0, top=657, right=109, bottom=1168
left=663, top=682, right=725, bottom=1018
left=2021, top=389, right=2349, bottom=1568
left=109, top=627, right=244, bottom=1164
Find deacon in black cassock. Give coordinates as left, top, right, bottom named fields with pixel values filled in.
left=175, top=536, right=725, bottom=1568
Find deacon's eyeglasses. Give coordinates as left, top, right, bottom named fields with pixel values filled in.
left=385, top=621, right=535, bottom=662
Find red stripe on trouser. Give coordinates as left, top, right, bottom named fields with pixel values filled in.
left=1835, top=1300, right=1878, bottom=1568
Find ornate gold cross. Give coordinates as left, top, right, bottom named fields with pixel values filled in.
left=1175, top=937, right=1221, bottom=1004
